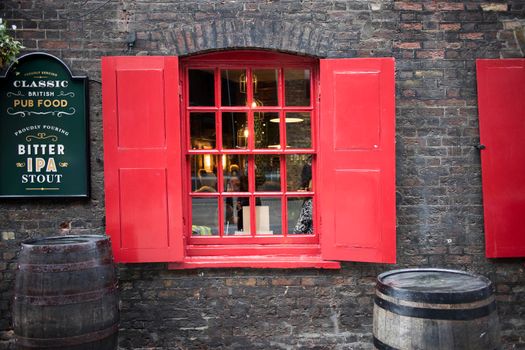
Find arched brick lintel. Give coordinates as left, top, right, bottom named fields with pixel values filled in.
left=164, top=20, right=334, bottom=57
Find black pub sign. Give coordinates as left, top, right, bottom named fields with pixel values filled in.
left=0, top=53, right=89, bottom=197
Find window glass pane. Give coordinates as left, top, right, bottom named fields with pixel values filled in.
left=223, top=155, right=248, bottom=192
left=286, top=112, right=311, bottom=148
left=190, top=112, right=216, bottom=150
left=223, top=196, right=250, bottom=235
left=255, top=112, right=280, bottom=149
left=286, top=154, right=312, bottom=191
left=221, top=69, right=247, bottom=106
left=222, top=112, right=248, bottom=149
left=190, top=155, right=218, bottom=192
left=192, top=197, right=218, bottom=236
left=253, top=69, right=278, bottom=106
left=255, top=197, right=282, bottom=235
left=189, top=69, right=215, bottom=106
left=288, top=197, right=314, bottom=235
left=255, top=155, right=281, bottom=192
left=284, top=69, right=310, bottom=106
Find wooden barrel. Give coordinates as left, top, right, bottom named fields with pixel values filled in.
left=373, top=268, right=500, bottom=350
left=13, top=235, right=119, bottom=350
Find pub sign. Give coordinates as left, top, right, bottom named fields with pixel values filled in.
left=0, top=52, right=89, bottom=197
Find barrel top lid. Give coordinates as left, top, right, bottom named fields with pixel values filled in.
left=377, top=268, right=493, bottom=303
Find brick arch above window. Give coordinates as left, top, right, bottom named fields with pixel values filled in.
left=164, top=19, right=334, bottom=57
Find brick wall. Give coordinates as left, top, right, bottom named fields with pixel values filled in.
left=1, top=1, right=525, bottom=349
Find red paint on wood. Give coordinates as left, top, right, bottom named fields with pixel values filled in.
left=102, top=56, right=185, bottom=263
left=477, top=59, right=525, bottom=258
left=318, top=58, right=396, bottom=263
left=168, top=255, right=341, bottom=269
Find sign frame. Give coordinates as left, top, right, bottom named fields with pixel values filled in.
left=0, top=52, right=90, bottom=198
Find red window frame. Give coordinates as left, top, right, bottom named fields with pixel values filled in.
left=102, top=53, right=396, bottom=267
left=181, top=51, right=319, bottom=252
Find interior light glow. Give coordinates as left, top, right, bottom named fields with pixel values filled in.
left=269, top=117, right=304, bottom=123
left=203, top=154, right=212, bottom=172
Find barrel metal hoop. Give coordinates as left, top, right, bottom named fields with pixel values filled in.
left=15, top=323, right=118, bottom=348
left=14, top=283, right=118, bottom=306
left=373, top=337, right=399, bottom=350
left=18, top=257, right=113, bottom=272
left=376, top=268, right=493, bottom=304
left=374, top=296, right=497, bottom=321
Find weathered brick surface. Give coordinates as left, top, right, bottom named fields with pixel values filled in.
left=1, top=0, right=525, bottom=349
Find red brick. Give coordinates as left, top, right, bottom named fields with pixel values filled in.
left=416, top=50, right=445, bottom=59
left=425, top=2, right=464, bottom=11
left=401, top=23, right=423, bottom=30
left=394, top=2, right=423, bottom=11
left=402, top=89, right=416, bottom=97
left=440, top=23, right=461, bottom=31
left=395, top=42, right=421, bottom=49
left=38, top=40, right=69, bottom=49
left=460, top=33, right=484, bottom=40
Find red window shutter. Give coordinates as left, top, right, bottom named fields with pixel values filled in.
left=319, top=58, right=396, bottom=263
left=102, top=56, right=185, bottom=263
left=476, top=59, right=525, bottom=258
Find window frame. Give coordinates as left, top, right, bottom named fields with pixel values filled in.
left=181, top=51, right=320, bottom=252
left=101, top=54, right=395, bottom=268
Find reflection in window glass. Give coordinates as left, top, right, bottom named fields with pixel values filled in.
left=223, top=196, right=250, bottom=235
left=286, top=154, right=312, bottom=191
left=255, top=112, right=280, bottom=149
left=288, top=197, right=314, bottom=235
left=284, top=69, right=310, bottom=106
left=221, top=69, right=247, bottom=106
left=255, top=155, right=281, bottom=192
left=253, top=69, right=278, bottom=106
left=286, top=112, right=311, bottom=149
left=189, top=69, right=215, bottom=106
left=190, top=155, right=218, bottom=192
left=192, top=197, right=218, bottom=236
left=222, top=112, right=248, bottom=149
left=255, top=197, right=282, bottom=235
left=223, top=155, right=248, bottom=192
left=190, top=112, right=216, bottom=150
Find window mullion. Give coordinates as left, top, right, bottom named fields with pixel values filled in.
left=247, top=68, right=256, bottom=237
left=278, top=67, right=286, bottom=150
left=281, top=155, right=288, bottom=237
left=215, top=68, right=224, bottom=235
left=278, top=67, right=287, bottom=236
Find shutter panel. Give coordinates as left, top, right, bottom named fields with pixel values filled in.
left=476, top=59, right=525, bottom=258
left=319, top=58, right=396, bottom=263
left=102, top=56, right=184, bottom=263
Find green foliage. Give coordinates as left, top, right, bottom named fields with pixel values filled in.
left=0, top=18, right=24, bottom=68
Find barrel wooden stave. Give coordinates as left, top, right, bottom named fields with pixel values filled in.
left=373, top=268, right=500, bottom=350
left=373, top=300, right=500, bottom=349
left=13, top=235, right=119, bottom=350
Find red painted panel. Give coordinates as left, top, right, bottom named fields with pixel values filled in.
left=119, top=169, right=168, bottom=249
left=334, top=170, right=380, bottom=248
left=334, top=72, right=381, bottom=150
left=476, top=59, right=525, bottom=258
left=319, top=58, right=396, bottom=263
left=116, top=70, right=166, bottom=148
left=102, top=56, right=184, bottom=263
